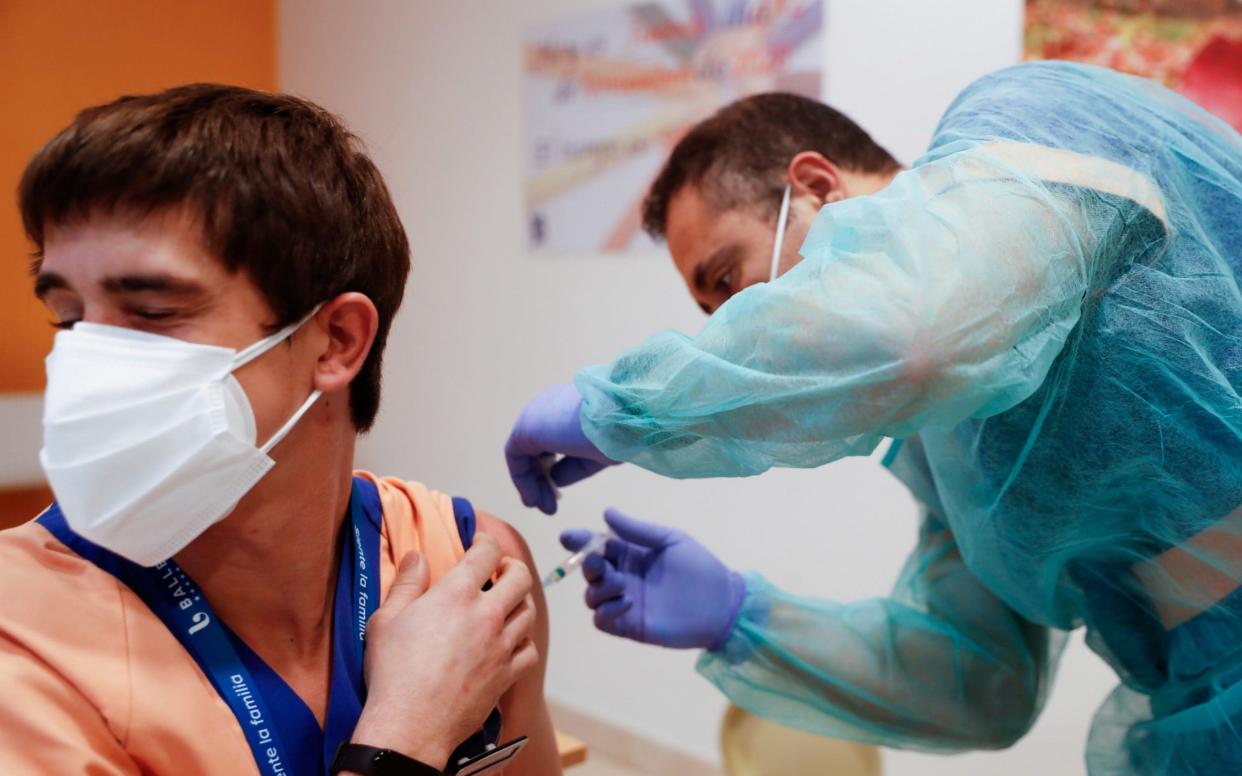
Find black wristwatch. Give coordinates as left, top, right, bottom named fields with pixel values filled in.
left=332, top=737, right=529, bottom=776
left=330, top=743, right=443, bottom=776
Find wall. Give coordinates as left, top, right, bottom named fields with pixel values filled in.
left=280, top=1, right=1116, bottom=773
left=0, top=0, right=276, bottom=523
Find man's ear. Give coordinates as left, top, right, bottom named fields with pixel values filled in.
left=787, top=151, right=847, bottom=205
left=311, top=292, right=379, bottom=394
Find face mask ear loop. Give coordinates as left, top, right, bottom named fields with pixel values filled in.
left=260, top=389, right=323, bottom=455
left=769, top=184, right=792, bottom=283
left=232, top=303, right=326, bottom=371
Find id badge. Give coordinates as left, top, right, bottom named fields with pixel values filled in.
left=452, top=737, right=528, bottom=775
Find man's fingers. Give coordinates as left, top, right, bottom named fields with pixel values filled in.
left=594, top=597, right=633, bottom=636
left=456, top=534, right=503, bottom=589
left=504, top=593, right=535, bottom=626
left=583, top=552, right=611, bottom=583
left=604, top=508, right=677, bottom=549
left=383, top=551, right=429, bottom=610
left=489, top=556, right=534, bottom=615
left=550, top=456, right=610, bottom=487
left=585, top=570, right=626, bottom=609
left=595, top=595, right=632, bottom=620
left=560, top=529, right=595, bottom=552
left=603, top=538, right=630, bottom=565
left=501, top=595, right=536, bottom=650
left=506, top=449, right=545, bottom=510
left=537, top=479, right=558, bottom=516
left=509, top=638, right=540, bottom=681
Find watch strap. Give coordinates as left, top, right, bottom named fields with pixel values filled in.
left=330, top=743, right=444, bottom=776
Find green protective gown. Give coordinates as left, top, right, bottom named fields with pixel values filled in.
left=576, top=62, right=1242, bottom=774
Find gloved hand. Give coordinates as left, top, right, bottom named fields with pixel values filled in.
left=505, top=384, right=617, bottom=515
left=561, top=508, right=746, bottom=650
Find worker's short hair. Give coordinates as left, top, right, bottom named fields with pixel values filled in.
left=19, top=83, right=409, bottom=431
left=642, top=92, right=900, bottom=239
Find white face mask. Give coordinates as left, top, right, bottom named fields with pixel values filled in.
left=768, top=184, right=792, bottom=283
left=40, top=311, right=322, bottom=566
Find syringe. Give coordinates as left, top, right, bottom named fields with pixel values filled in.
left=542, top=532, right=610, bottom=588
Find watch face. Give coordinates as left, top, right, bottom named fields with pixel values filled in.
left=453, top=737, right=528, bottom=776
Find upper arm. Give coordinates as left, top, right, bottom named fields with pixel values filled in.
left=475, top=511, right=562, bottom=776
left=788, top=144, right=1143, bottom=426
left=0, top=634, right=138, bottom=775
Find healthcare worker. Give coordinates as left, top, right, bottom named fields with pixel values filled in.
left=505, top=62, right=1242, bottom=774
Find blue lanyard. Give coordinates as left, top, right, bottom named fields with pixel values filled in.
left=38, top=475, right=383, bottom=776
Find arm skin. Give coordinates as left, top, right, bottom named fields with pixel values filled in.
left=476, top=511, right=562, bottom=776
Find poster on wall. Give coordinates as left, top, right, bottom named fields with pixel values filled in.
left=524, top=0, right=823, bottom=254
left=1025, top=0, right=1242, bottom=130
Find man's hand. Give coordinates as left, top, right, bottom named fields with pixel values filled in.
left=505, top=384, right=618, bottom=515
left=564, top=509, right=746, bottom=651
left=351, top=535, right=537, bottom=770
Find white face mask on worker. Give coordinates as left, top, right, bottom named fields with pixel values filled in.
left=39, top=309, right=322, bottom=566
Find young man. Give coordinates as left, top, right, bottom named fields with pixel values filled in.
left=0, top=84, right=560, bottom=775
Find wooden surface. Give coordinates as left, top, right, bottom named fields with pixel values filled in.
left=0, top=485, right=52, bottom=530
left=557, top=730, right=589, bottom=769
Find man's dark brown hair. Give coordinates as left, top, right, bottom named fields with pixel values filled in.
left=19, top=83, right=409, bottom=431
left=642, top=92, right=900, bottom=239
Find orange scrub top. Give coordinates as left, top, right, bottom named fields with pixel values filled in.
left=0, top=472, right=468, bottom=775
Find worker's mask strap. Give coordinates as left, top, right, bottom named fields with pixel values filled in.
left=769, top=184, right=792, bottom=283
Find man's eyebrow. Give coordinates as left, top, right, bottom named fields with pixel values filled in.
left=101, top=274, right=206, bottom=295
left=33, top=271, right=69, bottom=299
left=692, top=243, right=743, bottom=293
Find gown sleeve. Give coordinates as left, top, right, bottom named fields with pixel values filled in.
left=696, top=437, right=1068, bottom=751
left=576, top=141, right=1163, bottom=478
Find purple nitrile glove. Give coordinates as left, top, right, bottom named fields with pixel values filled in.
left=504, top=383, right=617, bottom=515
left=561, top=508, right=746, bottom=651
